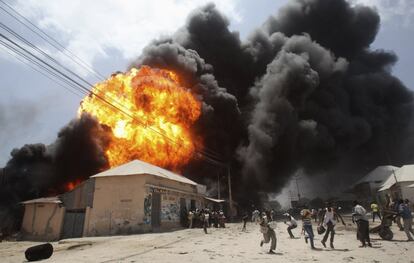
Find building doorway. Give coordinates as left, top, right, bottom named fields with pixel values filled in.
left=151, top=193, right=161, bottom=228
left=61, top=209, right=85, bottom=239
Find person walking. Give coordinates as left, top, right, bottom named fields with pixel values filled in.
left=392, top=199, right=404, bottom=231
left=202, top=209, right=210, bottom=234
left=311, top=209, right=318, bottom=222
left=242, top=212, right=249, bottom=231
left=352, top=201, right=372, bottom=247
left=188, top=210, right=194, bottom=228
left=259, top=212, right=277, bottom=254
left=252, top=209, right=260, bottom=223
left=270, top=209, right=276, bottom=221
left=283, top=213, right=298, bottom=238
left=399, top=199, right=414, bottom=241
left=370, top=202, right=381, bottom=222
left=301, top=206, right=316, bottom=249
left=320, top=204, right=346, bottom=249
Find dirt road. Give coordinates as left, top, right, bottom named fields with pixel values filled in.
left=1, top=220, right=413, bottom=262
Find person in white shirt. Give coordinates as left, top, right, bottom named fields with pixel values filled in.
left=259, top=212, right=277, bottom=254
left=320, top=203, right=345, bottom=248
left=352, top=200, right=372, bottom=247
left=252, top=209, right=260, bottom=223
left=283, top=213, right=298, bottom=238
left=188, top=211, right=194, bottom=228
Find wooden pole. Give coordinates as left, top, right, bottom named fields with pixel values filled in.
left=217, top=172, right=221, bottom=199
left=227, top=166, right=233, bottom=221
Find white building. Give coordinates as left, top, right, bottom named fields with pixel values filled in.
left=348, top=165, right=398, bottom=206
left=378, top=164, right=414, bottom=204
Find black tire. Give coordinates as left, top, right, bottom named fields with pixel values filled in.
left=379, top=227, right=393, bottom=240
left=25, top=243, right=53, bottom=261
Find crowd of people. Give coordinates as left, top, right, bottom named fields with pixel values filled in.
left=184, top=198, right=412, bottom=255
left=249, top=199, right=413, bottom=254
left=187, top=209, right=226, bottom=234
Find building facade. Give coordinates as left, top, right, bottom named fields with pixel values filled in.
left=20, top=160, right=206, bottom=241
left=20, top=197, right=65, bottom=241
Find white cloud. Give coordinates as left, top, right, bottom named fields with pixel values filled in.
left=11, top=0, right=241, bottom=76
left=350, top=0, right=414, bottom=25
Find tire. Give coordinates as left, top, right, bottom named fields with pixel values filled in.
left=25, top=243, right=53, bottom=261
left=379, top=227, right=393, bottom=240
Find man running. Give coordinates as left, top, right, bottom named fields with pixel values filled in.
left=399, top=199, right=414, bottom=241
left=320, top=203, right=346, bottom=249
left=301, top=206, right=316, bottom=249
left=283, top=213, right=298, bottom=238
left=259, top=212, right=277, bottom=254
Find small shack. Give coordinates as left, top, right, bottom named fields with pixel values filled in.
left=20, top=159, right=206, bottom=241
left=20, top=197, right=65, bottom=241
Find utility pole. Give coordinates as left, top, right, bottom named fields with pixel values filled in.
left=295, top=175, right=301, bottom=202
left=386, top=152, right=400, bottom=199
left=227, top=166, right=233, bottom=221
left=217, top=171, right=221, bottom=199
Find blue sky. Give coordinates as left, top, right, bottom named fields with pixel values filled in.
left=0, top=0, right=413, bottom=166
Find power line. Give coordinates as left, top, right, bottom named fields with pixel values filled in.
left=0, top=0, right=106, bottom=81
left=0, top=27, right=226, bottom=164
left=0, top=4, right=226, bottom=162
left=0, top=45, right=84, bottom=98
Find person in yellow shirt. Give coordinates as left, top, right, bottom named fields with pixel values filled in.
left=370, top=202, right=381, bottom=222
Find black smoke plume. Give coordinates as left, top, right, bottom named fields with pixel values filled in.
left=133, top=0, right=414, bottom=203
left=0, top=113, right=111, bottom=232
left=1, top=0, right=414, bottom=230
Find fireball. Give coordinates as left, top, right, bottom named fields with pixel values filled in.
left=79, top=66, right=202, bottom=171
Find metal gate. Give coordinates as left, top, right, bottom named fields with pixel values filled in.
left=61, top=210, right=85, bottom=239
left=180, top=198, right=186, bottom=226
left=151, top=193, right=161, bottom=228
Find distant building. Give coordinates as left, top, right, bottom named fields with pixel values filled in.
left=20, top=160, right=206, bottom=241
left=348, top=165, right=398, bottom=206
left=378, top=164, right=414, bottom=204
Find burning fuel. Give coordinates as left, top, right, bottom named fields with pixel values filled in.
left=79, top=66, right=201, bottom=171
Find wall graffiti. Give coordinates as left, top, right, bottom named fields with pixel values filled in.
left=161, top=203, right=179, bottom=222
left=143, top=194, right=152, bottom=224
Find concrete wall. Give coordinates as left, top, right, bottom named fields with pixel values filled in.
left=85, top=174, right=204, bottom=236
left=85, top=175, right=146, bottom=236
left=21, top=203, right=65, bottom=241
left=61, top=179, right=95, bottom=209
left=143, top=175, right=204, bottom=229
left=145, top=174, right=204, bottom=228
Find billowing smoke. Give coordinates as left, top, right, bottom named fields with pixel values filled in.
left=132, top=0, right=414, bottom=202
left=0, top=113, right=111, bottom=231
left=1, top=0, right=414, bottom=230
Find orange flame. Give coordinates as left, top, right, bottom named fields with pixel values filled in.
left=65, top=179, right=82, bottom=192
left=78, top=66, right=202, bottom=171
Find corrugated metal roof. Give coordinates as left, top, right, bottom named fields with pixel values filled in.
left=91, top=159, right=197, bottom=185
left=204, top=196, right=226, bottom=203
left=354, top=165, right=399, bottom=186
left=378, top=164, right=414, bottom=192
left=21, top=196, right=61, bottom=204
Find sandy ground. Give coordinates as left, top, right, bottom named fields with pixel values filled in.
left=1, top=219, right=414, bottom=263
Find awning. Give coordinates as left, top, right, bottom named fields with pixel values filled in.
left=204, top=196, right=226, bottom=203
left=408, top=183, right=414, bottom=188
left=21, top=196, right=62, bottom=204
